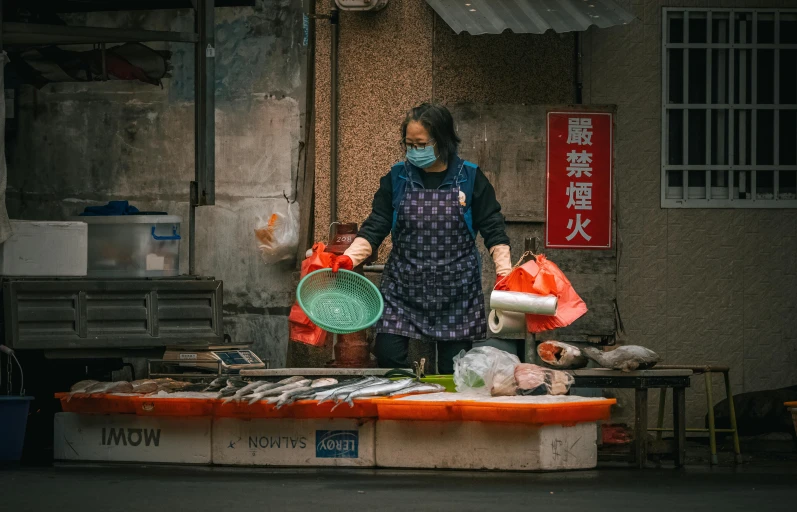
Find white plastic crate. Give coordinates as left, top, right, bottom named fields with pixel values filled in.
left=0, top=221, right=87, bottom=276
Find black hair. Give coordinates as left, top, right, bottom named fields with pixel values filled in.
left=401, top=103, right=461, bottom=164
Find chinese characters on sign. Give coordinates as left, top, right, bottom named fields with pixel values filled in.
left=546, top=112, right=613, bottom=249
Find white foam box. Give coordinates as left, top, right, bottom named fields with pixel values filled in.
left=0, top=220, right=87, bottom=276
left=375, top=420, right=598, bottom=471
left=212, top=418, right=376, bottom=467
left=54, top=413, right=211, bottom=464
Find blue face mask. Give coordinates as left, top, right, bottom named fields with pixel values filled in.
left=406, top=145, right=438, bottom=169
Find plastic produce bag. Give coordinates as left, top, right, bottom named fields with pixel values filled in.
left=289, top=242, right=335, bottom=346
left=514, top=364, right=574, bottom=396
left=255, top=204, right=298, bottom=265
left=453, top=346, right=520, bottom=395
left=498, top=254, right=588, bottom=333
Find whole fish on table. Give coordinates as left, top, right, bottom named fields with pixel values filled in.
left=84, top=381, right=135, bottom=394
left=316, top=377, right=383, bottom=404
left=202, top=377, right=228, bottom=391
left=388, top=382, right=446, bottom=397
left=311, top=378, right=338, bottom=388
left=224, top=376, right=304, bottom=404
left=219, top=379, right=245, bottom=398
left=273, top=386, right=314, bottom=408
left=246, top=379, right=312, bottom=405
left=66, top=380, right=100, bottom=401
left=583, top=346, right=660, bottom=372
left=221, top=380, right=266, bottom=404
left=337, top=379, right=417, bottom=408
left=288, top=379, right=360, bottom=402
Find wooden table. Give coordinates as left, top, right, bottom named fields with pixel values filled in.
left=569, top=368, right=693, bottom=468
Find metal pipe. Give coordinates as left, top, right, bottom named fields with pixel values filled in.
left=189, top=182, right=198, bottom=275
left=574, top=32, right=583, bottom=104
left=329, top=7, right=339, bottom=226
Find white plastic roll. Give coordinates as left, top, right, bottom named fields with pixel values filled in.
left=488, top=309, right=526, bottom=338
left=490, top=290, right=558, bottom=316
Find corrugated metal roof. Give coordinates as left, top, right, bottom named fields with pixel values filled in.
left=426, top=0, right=636, bottom=35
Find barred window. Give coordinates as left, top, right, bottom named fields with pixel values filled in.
left=662, top=9, right=797, bottom=207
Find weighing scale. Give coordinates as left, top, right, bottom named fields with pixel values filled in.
left=148, top=345, right=267, bottom=380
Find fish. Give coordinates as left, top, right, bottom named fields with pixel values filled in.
left=246, top=379, right=312, bottom=405
left=83, top=381, right=135, bottom=394
left=221, top=380, right=267, bottom=404
left=338, top=379, right=416, bottom=408
left=388, top=383, right=446, bottom=397
left=203, top=377, right=228, bottom=391
left=583, top=345, right=660, bottom=372
left=70, top=380, right=99, bottom=393
left=311, top=378, right=338, bottom=388
left=274, top=386, right=314, bottom=409
left=131, top=379, right=159, bottom=394
left=316, top=377, right=382, bottom=404
left=537, top=341, right=588, bottom=369
left=151, top=378, right=198, bottom=392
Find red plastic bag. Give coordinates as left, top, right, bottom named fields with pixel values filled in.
left=289, top=242, right=335, bottom=346
left=503, top=254, right=588, bottom=333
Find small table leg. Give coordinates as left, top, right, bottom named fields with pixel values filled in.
left=634, top=388, right=648, bottom=468
left=673, top=386, right=686, bottom=467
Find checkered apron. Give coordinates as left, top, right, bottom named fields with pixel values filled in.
left=377, top=164, right=487, bottom=342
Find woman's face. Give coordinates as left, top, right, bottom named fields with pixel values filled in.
left=405, top=121, right=438, bottom=158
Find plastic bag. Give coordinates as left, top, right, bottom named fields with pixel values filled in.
left=288, top=242, right=335, bottom=346
left=453, top=346, right=520, bottom=395
left=255, top=204, right=298, bottom=265
left=501, top=254, right=588, bottom=333
left=514, top=363, right=574, bottom=396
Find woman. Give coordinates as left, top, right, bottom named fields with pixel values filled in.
left=332, top=103, right=512, bottom=374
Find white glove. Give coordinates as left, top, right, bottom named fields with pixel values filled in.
left=343, top=237, right=373, bottom=267
left=490, top=244, right=512, bottom=277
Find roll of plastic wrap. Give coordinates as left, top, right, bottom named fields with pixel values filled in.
left=488, top=309, right=527, bottom=338
left=490, top=290, right=558, bottom=316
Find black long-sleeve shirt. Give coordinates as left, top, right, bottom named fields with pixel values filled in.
left=357, top=167, right=510, bottom=252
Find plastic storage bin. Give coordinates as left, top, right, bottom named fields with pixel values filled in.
left=0, top=221, right=87, bottom=276
left=0, top=396, right=34, bottom=462
left=74, top=215, right=181, bottom=278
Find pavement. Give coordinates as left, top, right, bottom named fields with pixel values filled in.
left=2, top=460, right=796, bottom=512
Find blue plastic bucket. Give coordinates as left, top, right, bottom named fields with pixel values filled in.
left=0, top=396, right=34, bottom=462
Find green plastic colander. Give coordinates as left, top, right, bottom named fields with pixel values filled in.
left=296, top=269, right=384, bottom=334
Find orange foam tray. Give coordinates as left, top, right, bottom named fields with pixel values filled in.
left=374, top=398, right=617, bottom=425
left=56, top=393, right=378, bottom=419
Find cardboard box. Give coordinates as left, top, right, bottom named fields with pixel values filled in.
left=1, top=221, right=87, bottom=276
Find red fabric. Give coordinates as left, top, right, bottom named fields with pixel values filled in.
left=331, top=255, right=353, bottom=272
left=494, top=274, right=510, bottom=291
left=503, top=254, right=588, bottom=334
left=289, top=243, right=335, bottom=347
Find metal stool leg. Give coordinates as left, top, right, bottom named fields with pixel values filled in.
left=656, top=388, right=666, bottom=441
left=723, top=370, right=743, bottom=464
left=705, top=372, right=718, bottom=465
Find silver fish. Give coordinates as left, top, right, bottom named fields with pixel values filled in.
left=583, top=346, right=660, bottom=372
left=222, top=380, right=266, bottom=404
left=339, top=379, right=416, bottom=408
left=252, top=376, right=304, bottom=394
left=311, top=378, right=338, bottom=388
left=274, top=386, right=314, bottom=409
left=203, top=377, right=228, bottom=391
left=388, top=383, right=445, bottom=397
left=316, top=377, right=382, bottom=404
left=247, top=379, right=312, bottom=405
left=84, top=381, right=135, bottom=394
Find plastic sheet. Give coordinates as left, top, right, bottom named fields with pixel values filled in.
left=453, top=346, right=520, bottom=395
left=489, top=290, right=558, bottom=316
left=255, top=204, right=298, bottom=265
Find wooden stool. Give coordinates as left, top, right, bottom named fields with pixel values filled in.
left=650, top=365, right=742, bottom=465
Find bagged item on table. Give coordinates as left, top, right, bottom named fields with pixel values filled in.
left=453, top=346, right=520, bottom=394
left=498, top=254, right=588, bottom=333
left=255, top=204, right=298, bottom=265
left=514, top=363, right=574, bottom=396
left=289, top=242, right=335, bottom=346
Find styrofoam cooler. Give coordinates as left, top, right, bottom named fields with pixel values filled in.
left=74, top=215, right=181, bottom=278
left=0, top=221, right=87, bottom=276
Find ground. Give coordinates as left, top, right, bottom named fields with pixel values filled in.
left=2, top=457, right=796, bottom=512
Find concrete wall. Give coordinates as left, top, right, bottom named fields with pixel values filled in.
left=582, top=0, right=797, bottom=424
left=7, top=1, right=307, bottom=367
